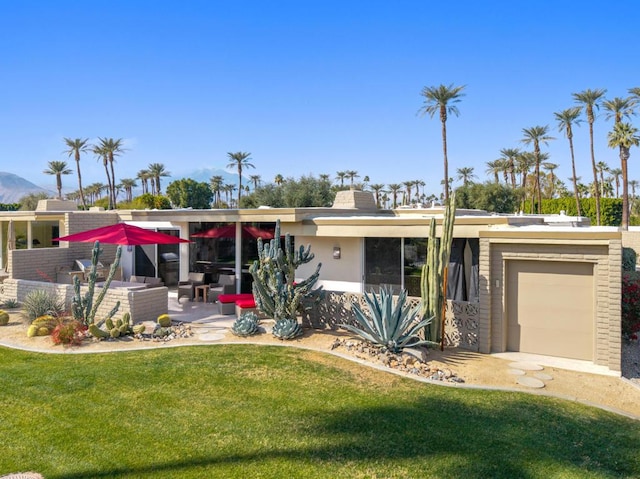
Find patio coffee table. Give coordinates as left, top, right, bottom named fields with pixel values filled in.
left=195, top=284, right=209, bottom=302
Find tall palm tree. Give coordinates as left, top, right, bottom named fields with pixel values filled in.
left=388, top=183, right=402, bottom=208
left=554, top=107, right=583, bottom=216
left=485, top=160, right=502, bottom=183
left=402, top=180, right=415, bottom=204
left=249, top=174, right=261, bottom=190
left=456, top=166, right=476, bottom=186
left=137, top=169, right=151, bottom=195
left=608, top=122, right=640, bottom=230
left=43, top=160, right=72, bottom=199
left=210, top=175, right=224, bottom=207
left=603, top=96, right=635, bottom=124
left=226, top=151, right=254, bottom=205
left=595, top=161, right=609, bottom=199
left=119, top=178, right=137, bottom=202
left=521, top=125, right=554, bottom=213
left=573, top=88, right=607, bottom=225
left=63, top=138, right=89, bottom=209
left=92, top=144, right=114, bottom=209
left=419, top=83, right=466, bottom=202
left=319, top=174, right=330, bottom=182
left=542, top=162, right=559, bottom=198
left=345, top=170, right=359, bottom=188
left=499, top=148, right=520, bottom=188
left=610, top=168, right=623, bottom=198
left=335, top=171, right=347, bottom=187
left=97, top=138, right=125, bottom=209
left=629, top=179, right=639, bottom=215
left=147, top=163, right=170, bottom=195
left=369, top=183, right=385, bottom=207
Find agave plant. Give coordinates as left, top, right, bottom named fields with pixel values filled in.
left=232, top=312, right=261, bottom=337
left=341, top=285, right=434, bottom=353
left=272, top=317, right=303, bottom=340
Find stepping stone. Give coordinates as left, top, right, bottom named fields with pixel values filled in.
left=508, top=362, right=543, bottom=371
left=507, top=368, right=526, bottom=376
left=534, top=372, right=553, bottom=381
left=198, top=333, right=225, bottom=341
left=516, top=376, right=545, bottom=388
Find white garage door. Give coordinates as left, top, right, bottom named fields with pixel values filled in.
left=506, top=260, right=594, bottom=360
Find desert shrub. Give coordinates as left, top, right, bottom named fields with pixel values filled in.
left=21, top=290, right=66, bottom=322
left=3, top=298, right=19, bottom=309
left=622, top=271, right=640, bottom=339
left=51, top=320, right=87, bottom=346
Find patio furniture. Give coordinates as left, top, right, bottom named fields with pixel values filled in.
left=194, top=284, right=209, bottom=302
left=208, top=273, right=236, bottom=303
left=218, top=293, right=255, bottom=315
left=177, top=272, right=205, bottom=304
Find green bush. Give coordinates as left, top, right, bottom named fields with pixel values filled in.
left=523, top=198, right=622, bottom=226
left=21, top=290, right=66, bottom=322
left=131, top=193, right=172, bottom=210
left=623, top=247, right=637, bottom=272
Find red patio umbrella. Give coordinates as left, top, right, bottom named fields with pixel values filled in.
left=55, top=223, right=191, bottom=245
left=191, top=224, right=274, bottom=240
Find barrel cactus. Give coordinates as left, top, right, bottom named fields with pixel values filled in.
left=272, top=318, right=303, bottom=340
left=231, top=312, right=261, bottom=337
left=157, top=314, right=171, bottom=327
left=0, top=310, right=9, bottom=326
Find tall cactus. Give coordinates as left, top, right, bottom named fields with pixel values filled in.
left=249, top=219, right=322, bottom=321
left=71, top=241, right=122, bottom=326
left=420, top=192, right=456, bottom=341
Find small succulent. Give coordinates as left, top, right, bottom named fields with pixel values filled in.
left=272, top=318, right=303, bottom=340
left=0, top=310, right=9, bottom=326
left=3, top=298, right=19, bottom=309
left=231, top=312, right=261, bottom=337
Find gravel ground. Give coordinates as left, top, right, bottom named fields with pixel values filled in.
left=622, top=340, right=640, bottom=384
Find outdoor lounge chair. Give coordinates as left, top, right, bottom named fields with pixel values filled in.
left=208, top=273, right=236, bottom=303
left=177, top=272, right=205, bottom=303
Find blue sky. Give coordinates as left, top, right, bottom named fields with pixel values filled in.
left=1, top=0, right=639, bottom=197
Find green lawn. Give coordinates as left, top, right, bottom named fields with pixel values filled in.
left=0, top=344, right=639, bottom=479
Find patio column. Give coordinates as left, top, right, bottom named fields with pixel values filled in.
left=235, top=222, right=242, bottom=293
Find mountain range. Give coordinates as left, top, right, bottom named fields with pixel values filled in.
left=0, top=168, right=239, bottom=204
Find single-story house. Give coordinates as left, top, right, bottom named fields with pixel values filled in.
left=0, top=192, right=630, bottom=374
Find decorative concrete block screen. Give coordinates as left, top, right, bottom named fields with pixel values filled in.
left=301, top=290, right=479, bottom=351
left=2, top=279, right=168, bottom=324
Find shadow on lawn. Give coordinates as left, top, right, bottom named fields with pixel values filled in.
left=49, top=395, right=639, bottom=479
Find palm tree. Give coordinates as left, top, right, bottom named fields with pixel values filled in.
left=608, top=122, right=640, bottom=230
left=226, top=151, right=254, bottom=205
left=596, top=161, right=609, bottom=198
left=402, top=180, right=415, bottom=204
left=456, top=167, right=476, bottom=186
left=419, top=83, right=466, bottom=202
left=137, top=169, right=151, bottom=195
left=335, top=171, right=347, bottom=187
left=96, top=138, right=125, bottom=209
left=609, top=168, right=623, bottom=198
left=210, top=175, right=224, bottom=207
left=499, top=148, right=520, bottom=188
left=542, top=162, right=559, bottom=198
left=92, top=144, right=113, bottom=208
left=63, top=138, right=89, bottom=209
left=345, top=170, right=359, bottom=188
left=249, top=174, right=261, bottom=190
left=521, top=125, right=554, bottom=213
left=274, top=174, right=284, bottom=186
left=388, top=183, right=402, bottom=208
left=573, top=88, right=607, bottom=225
left=119, top=178, right=137, bottom=202
left=554, top=107, right=583, bottom=216
left=147, top=163, right=170, bottom=195
left=485, top=160, right=502, bottom=183
left=630, top=179, right=639, bottom=215
left=43, top=160, right=72, bottom=199
left=319, top=174, right=330, bottom=182
left=369, top=183, right=385, bottom=208
left=603, top=96, right=635, bottom=124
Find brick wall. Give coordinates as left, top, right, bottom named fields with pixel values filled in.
left=2, top=279, right=168, bottom=323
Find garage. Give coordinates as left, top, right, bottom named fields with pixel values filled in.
left=506, top=260, right=594, bottom=360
